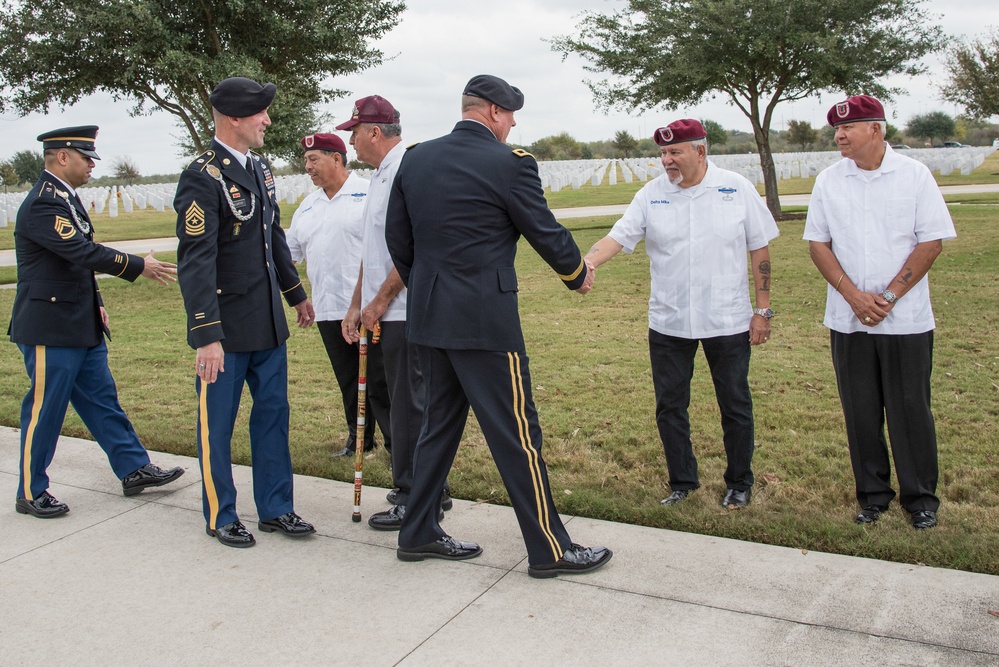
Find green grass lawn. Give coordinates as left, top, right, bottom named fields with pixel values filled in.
left=0, top=196, right=996, bottom=574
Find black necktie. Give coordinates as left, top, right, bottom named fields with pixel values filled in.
left=245, top=156, right=253, bottom=174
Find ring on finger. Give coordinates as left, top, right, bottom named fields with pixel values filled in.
left=864, top=316, right=872, bottom=323
left=198, top=363, right=206, bottom=370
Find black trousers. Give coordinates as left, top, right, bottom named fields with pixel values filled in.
left=317, top=320, right=391, bottom=450
left=649, top=329, right=755, bottom=492
left=399, top=346, right=571, bottom=566
left=378, top=321, right=425, bottom=502
left=830, top=330, right=939, bottom=512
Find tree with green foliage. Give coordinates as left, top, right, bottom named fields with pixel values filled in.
left=530, top=132, right=583, bottom=161
left=786, top=120, right=818, bottom=151
left=9, top=150, right=44, bottom=186
left=551, top=0, right=945, bottom=218
left=1, top=162, right=19, bottom=194
left=702, top=119, right=728, bottom=146
left=0, top=0, right=405, bottom=164
left=906, top=111, right=956, bottom=146
left=941, top=30, right=999, bottom=120
left=612, top=130, right=638, bottom=157
left=111, top=156, right=142, bottom=186
left=885, top=123, right=899, bottom=142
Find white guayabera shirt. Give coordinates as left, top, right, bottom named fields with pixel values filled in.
left=803, top=144, right=956, bottom=335
left=610, top=161, right=779, bottom=339
left=286, top=171, right=369, bottom=322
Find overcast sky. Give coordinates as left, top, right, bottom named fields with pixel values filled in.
left=2, top=0, right=997, bottom=176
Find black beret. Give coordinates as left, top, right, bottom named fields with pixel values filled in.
left=463, top=74, right=524, bottom=111
left=37, top=125, right=101, bottom=159
left=209, top=77, right=277, bottom=117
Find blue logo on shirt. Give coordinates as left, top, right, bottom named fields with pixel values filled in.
left=718, top=188, right=737, bottom=194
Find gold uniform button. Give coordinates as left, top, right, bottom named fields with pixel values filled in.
left=50, top=297, right=57, bottom=302
left=216, top=289, right=222, bottom=294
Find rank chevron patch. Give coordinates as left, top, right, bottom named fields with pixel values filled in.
left=54, top=215, right=76, bottom=240
left=185, top=201, right=206, bottom=236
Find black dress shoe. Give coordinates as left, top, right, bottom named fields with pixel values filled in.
left=206, top=521, right=256, bottom=548
left=722, top=487, right=751, bottom=509
left=397, top=536, right=482, bottom=561
left=333, top=436, right=376, bottom=458
left=911, top=510, right=938, bottom=530
left=368, top=504, right=444, bottom=531
left=386, top=488, right=401, bottom=504
left=258, top=512, right=315, bottom=537
left=855, top=506, right=885, bottom=524
left=15, top=491, right=70, bottom=518
left=122, top=463, right=185, bottom=496
left=660, top=489, right=693, bottom=506
left=528, top=544, right=613, bottom=579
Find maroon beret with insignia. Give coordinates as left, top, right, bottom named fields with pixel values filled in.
left=827, top=95, right=885, bottom=127
left=335, top=95, right=398, bottom=130
left=653, top=119, right=707, bottom=146
left=301, top=133, right=347, bottom=153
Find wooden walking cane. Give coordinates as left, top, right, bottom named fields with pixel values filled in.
left=351, top=323, right=380, bottom=522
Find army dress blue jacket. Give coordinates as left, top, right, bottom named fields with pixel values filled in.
left=385, top=120, right=587, bottom=352
left=174, top=140, right=306, bottom=353
left=8, top=171, right=144, bottom=348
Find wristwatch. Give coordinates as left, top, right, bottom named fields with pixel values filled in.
left=753, top=307, right=774, bottom=320
left=880, top=289, right=897, bottom=304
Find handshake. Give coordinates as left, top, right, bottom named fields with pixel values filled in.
left=576, top=258, right=596, bottom=295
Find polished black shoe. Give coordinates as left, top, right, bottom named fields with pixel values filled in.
left=397, top=535, right=482, bottom=561
left=258, top=512, right=315, bottom=537
left=122, top=463, right=185, bottom=496
left=528, top=544, right=613, bottom=579
left=206, top=521, right=256, bottom=548
left=660, top=489, right=692, bottom=506
left=333, top=436, right=375, bottom=458
left=855, top=506, right=885, bottom=524
left=911, top=510, right=938, bottom=530
left=722, top=487, right=751, bottom=509
left=368, top=504, right=443, bottom=531
left=15, top=491, right=70, bottom=518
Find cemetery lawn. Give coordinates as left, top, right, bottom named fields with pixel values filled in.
left=0, top=198, right=996, bottom=575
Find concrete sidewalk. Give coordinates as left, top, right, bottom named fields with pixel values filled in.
left=1, top=426, right=997, bottom=666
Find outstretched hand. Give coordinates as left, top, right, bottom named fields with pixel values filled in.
left=141, top=250, right=178, bottom=285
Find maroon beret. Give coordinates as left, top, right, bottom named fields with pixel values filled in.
left=827, top=95, right=885, bottom=127
left=653, top=119, right=707, bottom=146
left=301, top=133, right=346, bottom=153
left=335, top=95, right=398, bottom=130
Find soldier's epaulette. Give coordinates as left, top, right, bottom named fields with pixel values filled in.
left=38, top=182, right=58, bottom=199
left=187, top=150, right=216, bottom=171
left=512, top=148, right=534, bottom=158
left=405, top=142, right=421, bottom=150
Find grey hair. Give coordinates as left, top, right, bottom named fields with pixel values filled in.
left=690, top=137, right=709, bottom=152
left=873, top=120, right=887, bottom=136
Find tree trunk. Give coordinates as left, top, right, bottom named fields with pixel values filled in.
left=750, top=118, right=782, bottom=220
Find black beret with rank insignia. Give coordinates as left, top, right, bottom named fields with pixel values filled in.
left=37, top=125, right=101, bottom=159
left=210, top=77, right=277, bottom=117
left=463, top=74, right=525, bottom=111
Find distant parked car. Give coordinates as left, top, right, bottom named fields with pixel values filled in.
left=993, top=138, right=999, bottom=148
left=890, top=144, right=911, bottom=150
left=942, top=141, right=967, bottom=148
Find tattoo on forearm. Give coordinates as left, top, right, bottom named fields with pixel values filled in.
left=586, top=245, right=599, bottom=257
left=759, top=261, right=770, bottom=291
left=899, top=267, right=912, bottom=286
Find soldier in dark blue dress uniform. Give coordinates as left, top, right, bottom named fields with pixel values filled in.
left=9, top=125, right=184, bottom=519
left=385, top=75, right=613, bottom=577
left=174, top=78, right=317, bottom=548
